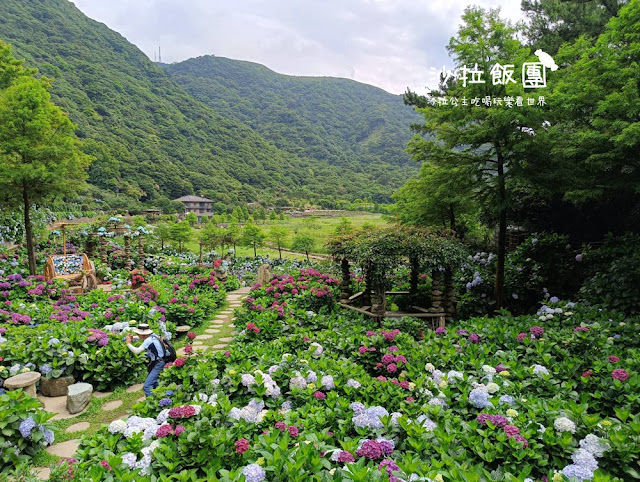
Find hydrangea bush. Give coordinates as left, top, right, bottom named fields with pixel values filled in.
left=63, top=267, right=640, bottom=481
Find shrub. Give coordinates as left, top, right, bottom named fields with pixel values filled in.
left=0, top=390, right=55, bottom=470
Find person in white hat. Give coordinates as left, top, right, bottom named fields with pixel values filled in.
left=126, top=323, right=166, bottom=397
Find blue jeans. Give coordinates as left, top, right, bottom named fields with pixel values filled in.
left=143, top=360, right=165, bottom=397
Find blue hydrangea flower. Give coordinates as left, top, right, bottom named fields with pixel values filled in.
left=40, top=426, right=54, bottom=445
left=39, top=364, right=53, bottom=375
left=562, top=464, right=594, bottom=480
left=159, top=398, right=172, bottom=407
left=242, top=463, right=266, bottom=482
left=166, top=390, right=174, bottom=396
left=48, top=338, right=61, bottom=346
left=19, top=417, right=36, bottom=438
left=469, top=388, right=493, bottom=409
left=499, top=395, right=515, bottom=405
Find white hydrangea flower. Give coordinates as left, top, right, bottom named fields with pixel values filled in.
left=532, top=365, right=550, bottom=377
left=554, top=417, right=576, bottom=433
left=482, top=365, right=496, bottom=375
left=321, top=375, right=335, bottom=390
left=108, top=420, right=127, bottom=434
left=486, top=382, right=500, bottom=394
left=310, top=342, right=323, bottom=356
left=346, top=379, right=361, bottom=388
left=425, top=363, right=435, bottom=372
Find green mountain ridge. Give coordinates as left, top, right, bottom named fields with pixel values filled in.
left=163, top=55, right=420, bottom=178
left=0, top=0, right=419, bottom=210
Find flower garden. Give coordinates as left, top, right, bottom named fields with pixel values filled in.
left=1, top=232, right=639, bottom=481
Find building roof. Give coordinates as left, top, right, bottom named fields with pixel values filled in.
left=173, top=195, right=213, bottom=203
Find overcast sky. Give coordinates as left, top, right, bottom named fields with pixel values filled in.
left=71, top=0, right=525, bottom=95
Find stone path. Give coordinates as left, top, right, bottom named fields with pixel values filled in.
left=34, top=286, right=250, bottom=480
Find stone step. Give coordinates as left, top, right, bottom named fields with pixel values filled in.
left=46, top=439, right=80, bottom=458
left=103, top=400, right=123, bottom=411
left=126, top=383, right=144, bottom=393
left=65, top=422, right=90, bottom=433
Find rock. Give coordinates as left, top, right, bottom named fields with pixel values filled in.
left=4, top=371, right=41, bottom=397
left=257, top=264, right=271, bottom=286
left=66, top=383, right=93, bottom=414
left=41, top=375, right=74, bottom=397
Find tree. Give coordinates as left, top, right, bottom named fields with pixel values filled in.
left=227, top=219, right=242, bottom=254
left=185, top=212, right=198, bottom=226
left=269, top=210, right=278, bottom=222
left=154, top=222, right=171, bottom=250
left=291, top=233, right=315, bottom=262
left=0, top=46, right=92, bottom=274
left=269, top=226, right=288, bottom=259
left=200, top=222, right=224, bottom=254
left=241, top=222, right=265, bottom=257
left=521, top=0, right=626, bottom=54
left=403, top=7, right=545, bottom=310
left=542, top=0, right=640, bottom=212
left=393, top=162, right=475, bottom=235
left=169, top=221, right=191, bottom=252
left=279, top=212, right=286, bottom=221
left=334, top=217, right=353, bottom=236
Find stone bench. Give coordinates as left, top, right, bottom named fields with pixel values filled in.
left=4, top=371, right=41, bottom=397
left=176, top=325, right=191, bottom=335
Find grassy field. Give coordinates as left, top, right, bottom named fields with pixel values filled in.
left=184, top=213, right=389, bottom=257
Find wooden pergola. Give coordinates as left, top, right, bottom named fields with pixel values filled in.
left=328, top=226, right=466, bottom=328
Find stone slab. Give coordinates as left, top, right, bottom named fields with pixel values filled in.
left=211, top=319, right=226, bottom=325
left=103, top=400, right=123, bottom=411
left=33, top=467, right=50, bottom=481
left=219, top=337, right=234, bottom=342
left=65, top=422, right=90, bottom=433
left=211, top=344, right=228, bottom=349
left=126, top=383, right=144, bottom=393
left=94, top=391, right=112, bottom=399
left=205, top=329, right=220, bottom=334
left=46, top=439, right=81, bottom=458
left=195, top=334, right=213, bottom=340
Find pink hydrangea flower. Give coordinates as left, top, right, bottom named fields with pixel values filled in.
left=612, top=369, right=630, bottom=382
left=313, top=391, right=326, bottom=400
left=235, top=438, right=250, bottom=454
left=608, top=356, right=620, bottom=363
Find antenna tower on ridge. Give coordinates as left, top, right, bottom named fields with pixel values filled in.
left=159, top=46, right=162, bottom=63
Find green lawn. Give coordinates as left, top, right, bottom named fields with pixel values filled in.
left=185, top=213, right=388, bottom=257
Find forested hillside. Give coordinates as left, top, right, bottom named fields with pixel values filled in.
left=0, top=0, right=418, bottom=211
left=163, top=56, right=420, bottom=185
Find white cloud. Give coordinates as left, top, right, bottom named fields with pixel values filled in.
left=71, top=0, right=525, bottom=94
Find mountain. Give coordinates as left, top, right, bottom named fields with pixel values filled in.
left=0, top=0, right=419, bottom=211
left=163, top=56, right=420, bottom=184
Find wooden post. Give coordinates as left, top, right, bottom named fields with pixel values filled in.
left=100, top=236, right=107, bottom=264
left=363, top=261, right=372, bottom=307
left=199, top=241, right=203, bottom=267
left=409, top=256, right=419, bottom=296
left=340, top=258, right=351, bottom=302
left=85, top=233, right=97, bottom=259
left=443, top=267, right=457, bottom=322
left=62, top=225, right=67, bottom=256
left=137, top=235, right=144, bottom=270
left=124, top=234, right=131, bottom=270
left=429, top=268, right=443, bottom=313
